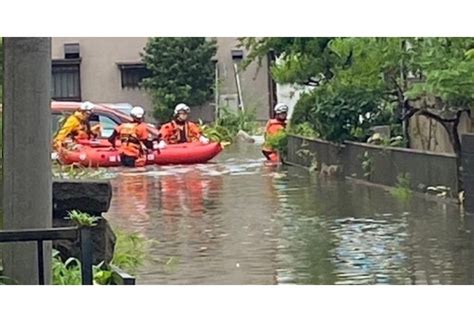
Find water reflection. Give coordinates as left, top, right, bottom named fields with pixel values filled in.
left=105, top=142, right=474, bottom=285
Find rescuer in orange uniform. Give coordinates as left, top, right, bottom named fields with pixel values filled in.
left=262, top=103, right=289, bottom=161
left=108, top=106, right=152, bottom=167
left=157, top=103, right=209, bottom=149
left=53, top=101, right=100, bottom=151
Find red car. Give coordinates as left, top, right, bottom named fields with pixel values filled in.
left=51, top=101, right=159, bottom=139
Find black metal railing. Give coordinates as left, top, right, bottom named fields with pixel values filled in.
left=0, top=226, right=93, bottom=285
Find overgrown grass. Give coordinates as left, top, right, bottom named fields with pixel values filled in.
left=218, top=107, right=258, bottom=135
left=200, top=107, right=259, bottom=144
left=200, top=122, right=234, bottom=144
left=112, top=231, right=154, bottom=274
left=51, top=229, right=154, bottom=285
left=52, top=162, right=115, bottom=180
left=391, top=173, right=412, bottom=201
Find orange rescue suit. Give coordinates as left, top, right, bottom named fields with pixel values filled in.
left=114, top=122, right=149, bottom=158
left=159, top=120, right=202, bottom=144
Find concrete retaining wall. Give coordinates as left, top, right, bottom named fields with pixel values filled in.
left=462, top=134, right=474, bottom=213
left=286, top=134, right=459, bottom=195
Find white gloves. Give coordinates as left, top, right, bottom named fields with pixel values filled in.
left=199, top=136, right=210, bottom=144
left=157, top=140, right=167, bottom=149
left=51, top=152, right=59, bottom=160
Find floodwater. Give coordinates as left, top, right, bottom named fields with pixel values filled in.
left=105, top=141, right=474, bottom=284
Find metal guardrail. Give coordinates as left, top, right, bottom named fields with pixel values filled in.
left=0, top=226, right=93, bottom=285
left=110, top=264, right=136, bottom=285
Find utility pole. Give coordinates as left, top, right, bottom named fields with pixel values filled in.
left=2, top=38, right=52, bottom=284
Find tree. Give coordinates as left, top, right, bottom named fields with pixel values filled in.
left=242, top=37, right=474, bottom=191
left=402, top=38, right=474, bottom=190
left=141, top=37, right=217, bottom=121
left=240, top=37, right=337, bottom=86
left=242, top=37, right=405, bottom=142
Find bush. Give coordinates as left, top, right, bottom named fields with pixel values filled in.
left=265, top=130, right=288, bottom=155
left=216, top=107, right=258, bottom=136
left=51, top=230, right=154, bottom=285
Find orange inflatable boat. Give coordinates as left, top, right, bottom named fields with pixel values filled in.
left=58, top=141, right=222, bottom=167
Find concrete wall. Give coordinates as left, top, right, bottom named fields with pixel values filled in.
left=462, top=134, right=474, bottom=213
left=409, top=112, right=472, bottom=154
left=287, top=135, right=345, bottom=168
left=52, top=37, right=272, bottom=122
left=286, top=134, right=459, bottom=196
left=215, top=38, right=271, bottom=121
left=52, top=37, right=153, bottom=113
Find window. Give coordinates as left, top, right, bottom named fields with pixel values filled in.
left=231, top=49, right=244, bottom=61
left=52, top=60, right=81, bottom=101
left=64, top=43, right=80, bottom=59
left=88, top=114, right=119, bottom=138
left=117, top=63, right=151, bottom=89
left=98, top=115, right=118, bottom=138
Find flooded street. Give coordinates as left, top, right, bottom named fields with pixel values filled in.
left=105, top=142, right=474, bottom=284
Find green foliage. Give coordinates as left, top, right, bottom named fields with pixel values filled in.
left=289, top=91, right=317, bottom=126
left=141, top=38, right=217, bottom=119
left=52, top=250, right=113, bottom=285
left=52, top=231, right=153, bottom=285
left=52, top=163, right=115, bottom=180
left=111, top=231, right=151, bottom=274
left=66, top=210, right=98, bottom=227
left=373, top=135, right=406, bottom=148
left=391, top=173, right=412, bottom=201
left=289, top=122, right=318, bottom=138
left=240, top=37, right=338, bottom=85
left=200, top=122, right=233, bottom=144
left=265, top=130, right=288, bottom=155
left=244, top=37, right=474, bottom=152
left=153, top=107, right=174, bottom=124
left=360, top=151, right=373, bottom=179
left=52, top=249, right=82, bottom=285
left=216, top=107, right=258, bottom=136
left=198, top=108, right=258, bottom=144
left=405, top=38, right=474, bottom=112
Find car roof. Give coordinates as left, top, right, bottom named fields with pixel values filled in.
left=51, top=101, right=159, bottom=135
left=52, top=101, right=134, bottom=120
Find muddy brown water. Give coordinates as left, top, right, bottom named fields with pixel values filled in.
left=105, top=142, right=474, bottom=284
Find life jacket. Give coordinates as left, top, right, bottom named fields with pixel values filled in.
left=160, top=120, right=201, bottom=144
left=117, top=123, right=143, bottom=158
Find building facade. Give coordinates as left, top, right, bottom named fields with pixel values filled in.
left=51, top=37, right=273, bottom=122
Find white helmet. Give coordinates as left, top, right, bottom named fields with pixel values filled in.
left=130, top=106, right=145, bottom=119
left=174, top=103, right=191, bottom=115
left=80, top=101, right=94, bottom=111
left=274, top=103, right=289, bottom=114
